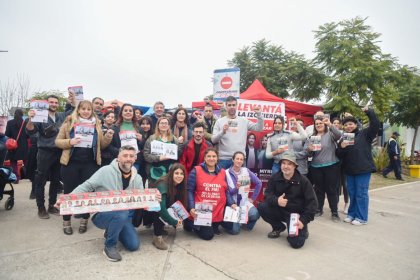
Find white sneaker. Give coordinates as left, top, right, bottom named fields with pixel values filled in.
left=343, top=217, right=352, bottom=223
left=351, top=220, right=367, bottom=226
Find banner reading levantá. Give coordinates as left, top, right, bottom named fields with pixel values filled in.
left=213, top=68, right=240, bottom=102
left=236, top=99, right=285, bottom=131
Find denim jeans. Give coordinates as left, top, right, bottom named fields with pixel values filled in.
left=346, top=173, right=371, bottom=223
left=92, top=210, right=140, bottom=251
left=272, top=162, right=280, bottom=175
left=218, top=159, right=232, bottom=170
left=223, top=206, right=260, bottom=235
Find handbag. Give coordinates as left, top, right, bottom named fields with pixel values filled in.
left=5, top=121, right=25, bottom=151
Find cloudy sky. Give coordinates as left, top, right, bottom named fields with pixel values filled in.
left=1, top=0, right=419, bottom=108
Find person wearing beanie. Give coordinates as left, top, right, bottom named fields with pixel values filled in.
left=336, top=106, right=380, bottom=226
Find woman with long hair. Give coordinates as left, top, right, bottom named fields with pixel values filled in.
left=185, top=147, right=235, bottom=240
left=266, top=116, right=306, bottom=175
left=308, top=115, right=341, bottom=222
left=144, top=116, right=182, bottom=184
left=138, top=116, right=153, bottom=185
left=171, top=107, right=192, bottom=146
left=108, top=104, right=142, bottom=168
left=55, top=100, right=114, bottom=235
left=150, top=163, right=187, bottom=250
left=100, top=111, right=116, bottom=166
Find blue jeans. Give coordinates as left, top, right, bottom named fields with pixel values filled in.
left=223, top=206, right=260, bottom=235
left=346, top=173, right=371, bottom=223
left=218, top=159, right=232, bottom=170
left=272, top=162, right=280, bottom=175
left=92, top=210, right=140, bottom=251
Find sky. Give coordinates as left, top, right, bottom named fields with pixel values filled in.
left=1, top=0, right=419, bottom=108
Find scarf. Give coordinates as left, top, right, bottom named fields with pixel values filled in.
left=173, top=121, right=188, bottom=141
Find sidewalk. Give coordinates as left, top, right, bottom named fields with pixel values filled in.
left=1, top=180, right=419, bottom=280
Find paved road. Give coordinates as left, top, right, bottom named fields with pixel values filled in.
left=1, top=180, right=419, bottom=280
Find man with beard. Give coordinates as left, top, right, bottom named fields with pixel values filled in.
left=55, top=146, right=161, bottom=262
left=27, top=94, right=74, bottom=219
left=179, top=122, right=212, bottom=178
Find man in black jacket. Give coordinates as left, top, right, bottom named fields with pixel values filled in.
left=258, top=152, right=318, bottom=249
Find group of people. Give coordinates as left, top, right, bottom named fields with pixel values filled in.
left=0, top=92, right=385, bottom=262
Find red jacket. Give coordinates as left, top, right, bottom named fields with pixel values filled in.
left=179, top=139, right=210, bottom=177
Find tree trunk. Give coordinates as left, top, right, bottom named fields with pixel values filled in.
left=410, top=126, right=419, bottom=165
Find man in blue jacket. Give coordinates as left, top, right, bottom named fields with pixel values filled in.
left=382, top=132, right=403, bottom=180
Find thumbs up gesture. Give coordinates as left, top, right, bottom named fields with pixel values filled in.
left=278, top=193, right=288, bottom=207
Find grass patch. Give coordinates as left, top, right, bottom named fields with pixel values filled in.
left=369, top=173, right=420, bottom=190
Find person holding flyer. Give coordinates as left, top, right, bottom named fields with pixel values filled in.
left=185, top=148, right=236, bottom=240
left=336, top=107, right=380, bottom=225
left=55, top=100, right=114, bottom=235
left=144, top=116, right=182, bottom=184
left=55, top=146, right=161, bottom=262
left=150, top=163, right=188, bottom=250
left=308, top=115, right=342, bottom=221
left=223, top=151, right=262, bottom=234
left=108, top=104, right=143, bottom=168
left=266, top=116, right=307, bottom=175
left=258, top=152, right=318, bottom=249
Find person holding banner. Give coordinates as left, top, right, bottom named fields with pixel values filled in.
left=185, top=147, right=236, bottom=240
left=55, top=100, right=114, bottom=235
left=212, top=96, right=263, bottom=169
left=144, top=116, right=182, bottom=184
left=223, top=151, right=262, bottom=234
left=266, top=116, right=307, bottom=175
left=55, top=146, right=161, bottom=262
left=150, top=163, right=188, bottom=250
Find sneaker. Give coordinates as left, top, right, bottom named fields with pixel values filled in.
left=38, top=206, right=50, bottom=219
left=267, top=229, right=282, bottom=239
left=48, top=205, right=60, bottom=215
left=103, top=247, right=122, bottom=262
left=331, top=213, right=341, bottom=223
left=351, top=220, right=367, bottom=226
left=315, top=210, right=323, bottom=217
left=152, top=235, right=168, bottom=250
left=343, top=217, right=353, bottom=223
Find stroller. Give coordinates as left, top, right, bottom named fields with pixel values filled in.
left=0, top=166, right=16, bottom=210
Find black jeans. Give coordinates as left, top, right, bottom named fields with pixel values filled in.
left=61, top=160, right=99, bottom=221
left=258, top=201, right=308, bottom=249
left=382, top=158, right=402, bottom=179
left=310, top=163, right=340, bottom=214
left=34, top=149, right=61, bottom=208
left=183, top=219, right=221, bottom=241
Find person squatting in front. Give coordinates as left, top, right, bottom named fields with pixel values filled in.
left=258, top=151, right=318, bottom=249
left=55, top=146, right=161, bottom=262
left=185, top=147, right=236, bottom=240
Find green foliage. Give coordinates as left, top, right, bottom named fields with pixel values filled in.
left=372, top=146, right=389, bottom=172
left=228, top=39, right=325, bottom=99
left=314, top=17, right=406, bottom=120
left=28, top=90, right=68, bottom=112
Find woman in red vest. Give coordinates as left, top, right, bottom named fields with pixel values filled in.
left=185, top=147, right=236, bottom=240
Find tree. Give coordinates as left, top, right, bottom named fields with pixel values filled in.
left=388, top=73, right=420, bottom=164
left=0, top=74, right=31, bottom=116
left=228, top=39, right=325, bottom=99
left=313, top=17, right=406, bottom=119
left=29, top=90, right=68, bottom=112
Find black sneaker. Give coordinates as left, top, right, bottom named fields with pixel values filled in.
left=38, top=206, right=50, bottom=219
left=331, top=213, right=341, bottom=222
left=267, top=230, right=282, bottom=238
left=103, top=247, right=122, bottom=262
left=315, top=210, right=323, bottom=217
left=48, top=205, right=60, bottom=215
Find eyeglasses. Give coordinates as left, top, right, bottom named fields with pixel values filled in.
left=159, top=122, right=169, bottom=126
